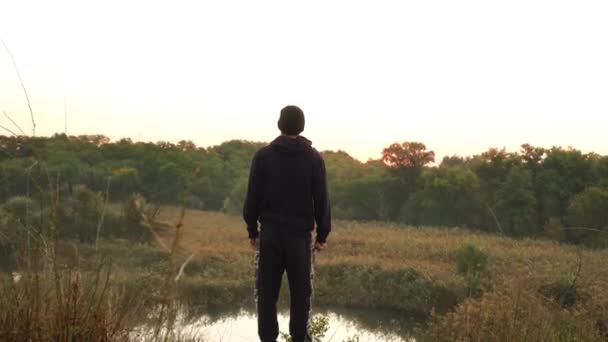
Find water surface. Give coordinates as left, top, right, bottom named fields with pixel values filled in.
left=176, top=307, right=417, bottom=342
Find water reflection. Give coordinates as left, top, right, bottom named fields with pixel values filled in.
left=177, top=306, right=417, bottom=342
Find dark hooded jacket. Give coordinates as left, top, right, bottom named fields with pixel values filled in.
left=243, top=136, right=331, bottom=243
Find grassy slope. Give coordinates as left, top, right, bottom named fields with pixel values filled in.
left=158, top=207, right=607, bottom=290
left=149, top=207, right=608, bottom=340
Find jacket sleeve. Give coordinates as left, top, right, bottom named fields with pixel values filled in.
left=312, top=152, right=331, bottom=243
left=243, top=152, right=262, bottom=239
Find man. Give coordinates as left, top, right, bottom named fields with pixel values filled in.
left=243, top=105, right=331, bottom=342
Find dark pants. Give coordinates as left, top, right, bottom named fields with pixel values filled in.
left=255, top=229, right=313, bottom=342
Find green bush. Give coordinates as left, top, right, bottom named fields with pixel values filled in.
left=455, top=243, right=491, bottom=296
left=1, top=196, right=41, bottom=270
left=56, top=184, right=102, bottom=243
left=539, top=278, right=581, bottom=308
left=1, top=196, right=40, bottom=230
left=455, top=243, right=488, bottom=276
left=315, top=263, right=460, bottom=315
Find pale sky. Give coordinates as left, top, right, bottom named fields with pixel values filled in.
left=1, top=0, right=607, bottom=161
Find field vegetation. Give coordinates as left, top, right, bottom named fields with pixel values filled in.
left=1, top=135, right=608, bottom=247
left=155, top=208, right=608, bottom=341
left=1, top=133, right=607, bottom=341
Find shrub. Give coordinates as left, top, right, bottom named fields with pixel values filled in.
left=56, top=184, right=103, bottom=243
left=1, top=196, right=40, bottom=230
left=455, top=243, right=491, bottom=297
left=1, top=196, right=41, bottom=269
left=539, top=278, right=581, bottom=308
left=455, top=243, right=489, bottom=277
left=424, top=290, right=602, bottom=341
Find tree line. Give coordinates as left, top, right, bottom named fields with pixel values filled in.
left=1, top=134, right=607, bottom=247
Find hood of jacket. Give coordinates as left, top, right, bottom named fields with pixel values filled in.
left=270, top=135, right=313, bottom=155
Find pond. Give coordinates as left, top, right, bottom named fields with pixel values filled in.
left=168, top=306, right=419, bottom=342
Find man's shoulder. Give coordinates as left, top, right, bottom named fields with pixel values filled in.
left=255, top=145, right=272, bottom=158
left=312, top=148, right=323, bottom=159
left=310, top=148, right=325, bottom=166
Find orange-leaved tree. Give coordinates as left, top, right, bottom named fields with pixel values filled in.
left=381, top=142, right=435, bottom=170
left=380, top=142, right=435, bottom=222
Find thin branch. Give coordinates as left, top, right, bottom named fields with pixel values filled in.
left=174, top=253, right=196, bottom=283
left=485, top=203, right=504, bottom=235
left=140, top=214, right=170, bottom=252
left=2, top=111, right=27, bottom=136
left=560, top=226, right=608, bottom=235
left=64, top=96, right=68, bottom=134
left=25, top=160, right=38, bottom=270
left=175, top=206, right=186, bottom=229
left=1, top=39, right=36, bottom=136
left=0, top=124, right=18, bottom=136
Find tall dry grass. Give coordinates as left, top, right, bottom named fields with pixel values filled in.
left=0, top=263, right=145, bottom=342
left=0, top=182, right=200, bottom=341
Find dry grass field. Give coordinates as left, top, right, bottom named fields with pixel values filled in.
left=152, top=207, right=608, bottom=341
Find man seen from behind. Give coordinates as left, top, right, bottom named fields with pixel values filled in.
left=243, top=105, right=332, bottom=342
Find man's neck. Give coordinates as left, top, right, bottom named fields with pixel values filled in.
left=281, top=134, right=299, bottom=139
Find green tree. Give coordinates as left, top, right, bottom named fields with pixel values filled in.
left=536, top=147, right=593, bottom=225
left=519, top=144, right=547, bottom=227
left=111, top=167, right=141, bottom=200
left=495, top=167, right=537, bottom=236
left=440, top=155, right=468, bottom=168
left=470, top=148, right=520, bottom=204
left=402, top=166, right=481, bottom=227
left=0, top=158, right=33, bottom=202
left=381, top=142, right=435, bottom=220
left=222, top=176, right=248, bottom=215
left=520, top=143, right=546, bottom=172
left=592, top=155, right=608, bottom=188
left=565, top=187, right=608, bottom=247
left=332, top=175, right=399, bottom=221
left=469, top=148, right=521, bottom=231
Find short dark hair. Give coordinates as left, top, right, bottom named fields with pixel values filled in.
left=278, top=105, right=305, bottom=135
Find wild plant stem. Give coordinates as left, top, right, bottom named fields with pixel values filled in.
left=2, top=110, right=26, bottom=136
left=1, top=40, right=36, bottom=136
left=95, top=177, right=112, bottom=256
left=0, top=124, right=18, bottom=136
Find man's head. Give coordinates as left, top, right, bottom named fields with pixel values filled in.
left=278, top=105, right=305, bottom=136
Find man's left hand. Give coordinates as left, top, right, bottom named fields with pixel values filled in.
left=314, top=241, right=327, bottom=252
